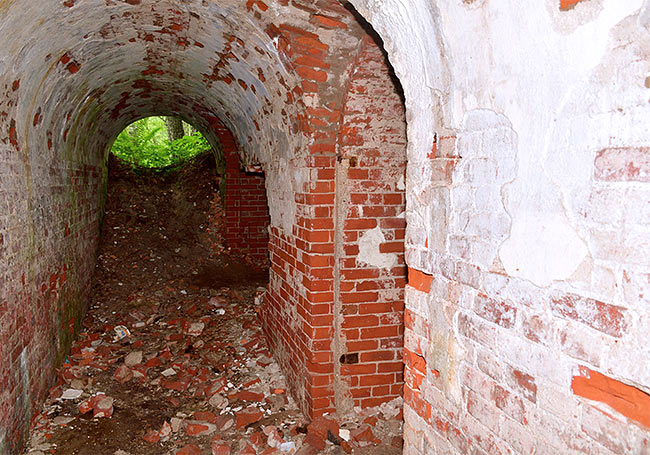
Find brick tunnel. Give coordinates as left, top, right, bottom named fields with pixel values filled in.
left=0, top=0, right=408, bottom=452
left=2, top=0, right=650, bottom=454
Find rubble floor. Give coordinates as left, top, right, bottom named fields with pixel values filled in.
left=23, top=154, right=403, bottom=455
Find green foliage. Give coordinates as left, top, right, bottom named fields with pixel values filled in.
left=169, top=132, right=211, bottom=164
left=111, top=116, right=211, bottom=169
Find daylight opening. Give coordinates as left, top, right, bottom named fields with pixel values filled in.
left=110, top=116, right=218, bottom=170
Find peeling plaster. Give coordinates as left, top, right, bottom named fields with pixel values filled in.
left=284, top=1, right=650, bottom=454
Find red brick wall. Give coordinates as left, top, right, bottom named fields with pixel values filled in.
left=261, top=30, right=407, bottom=418
left=260, top=6, right=349, bottom=418
left=0, top=3, right=408, bottom=450
left=337, top=36, right=407, bottom=410
left=212, top=122, right=270, bottom=263
left=262, top=156, right=339, bottom=416
left=0, top=127, right=103, bottom=452
left=264, top=213, right=337, bottom=415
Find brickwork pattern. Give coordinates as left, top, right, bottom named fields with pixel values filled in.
left=258, top=4, right=404, bottom=419
left=0, top=133, right=103, bottom=452
left=211, top=122, right=270, bottom=262
left=400, top=117, right=650, bottom=454
left=6, top=1, right=647, bottom=454
left=337, top=37, right=407, bottom=410
left=261, top=23, right=408, bottom=418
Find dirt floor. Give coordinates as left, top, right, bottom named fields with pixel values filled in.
left=23, top=154, right=402, bottom=455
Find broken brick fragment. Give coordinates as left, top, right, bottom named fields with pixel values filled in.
left=185, top=420, right=216, bottom=436
left=211, top=436, right=232, bottom=455
left=230, top=390, right=264, bottom=402
left=124, top=350, right=143, bottom=366
left=185, top=321, right=205, bottom=336
left=176, top=444, right=202, bottom=455
left=236, top=409, right=264, bottom=429
left=305, top=433, right=326, bottom=451
left=306, top=416, right=339, bottom=450
left=93, top=396, right=114, bottom=418
left=363, top=415, right=378, bottom=426
left=214, top=415, right=234, bottom=431
left=142, top=429, right=161, bottom=443
left=243, top=378, right=261, bottom=388
left=351, top=425, right=379, bottom=444
left=159, top=421, right=172, bottom=440
left=308, top=416, right=339, bottom=439
left=162, top=377, right=191, bottom=391
left=239, top=442, right=257, bottom=454
left=144, top=357, right=162, bottom=369
left=78, top=397, right=94, bottom=414
left=113, top=365, right=133, bottom=383
left=193, top=410, right=218, bottom=423
left=249, top=430, right=265, bottom=448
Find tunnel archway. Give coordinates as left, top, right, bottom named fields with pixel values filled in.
left=106, top=114, right=272, bottom=262
left=0, top=0, right=409, bottom=452
left=5, top=1, right=648, bottom=455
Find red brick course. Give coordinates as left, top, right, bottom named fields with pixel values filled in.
left=337, top=36, right=407, bottom=411
left=212, top=122, right=270, bottom=262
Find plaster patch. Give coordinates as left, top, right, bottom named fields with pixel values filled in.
left=357, top=226, right=397, bottom=270
left=460, top=0, right=487, bottom=10
left=500, top=212, right=589, bottom=287
left=266, top=157, right=300, bottom=234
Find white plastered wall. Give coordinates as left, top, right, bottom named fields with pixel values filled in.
left=349, top=0, right=650, bottom=452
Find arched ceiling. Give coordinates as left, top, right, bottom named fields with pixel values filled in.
left=0, top=0, right=368, bottom=170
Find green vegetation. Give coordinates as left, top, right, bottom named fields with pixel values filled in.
left=110, top=116, right=211, bottom=169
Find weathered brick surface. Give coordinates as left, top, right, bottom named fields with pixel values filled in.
left=572, top=366, right=650, bottom=428
left=260, top=10, right=408, bottom=419
left=0, top=122, right=103, bottom=453
left=594, top=147, right=650, bottom=183
left=261, top=6, right=361, bottom=416
left=212, top=122, right=270, bottom=262
left=559, top=0, right=587, bottom=10
left=387, top=39, right=650, bottom=449
left=336, top=36, right=407, bottom=412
